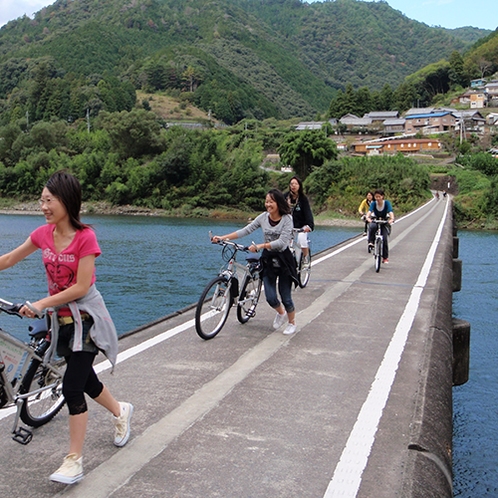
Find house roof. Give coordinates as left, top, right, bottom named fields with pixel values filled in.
left=295, top=121, right=324, bottom=130
left=405, top=107, right=434, bottom=116
left=383, top=118, right=406, bottom=126
left=364, top=111, right=399, bottom=119
left=405, top=112, right=453, bottom=119
left=340, top=116, right=372, bottom=126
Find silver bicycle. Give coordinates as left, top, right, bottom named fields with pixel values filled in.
left=0, top=299, right=65, bottom=444
left=290, top=228, right=311, bottom=288
left=195, top=238, right=262, bottom=340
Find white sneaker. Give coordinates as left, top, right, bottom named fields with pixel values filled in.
left=273, top=312, right=287, bottom=329
left=114, top=402, right=134, bottom=447
left=283, top=323, right=297, bottom=335
left=49, top=453, right=83, bottom=484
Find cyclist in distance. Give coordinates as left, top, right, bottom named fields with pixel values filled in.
left=358, top=191, right=374, bottom=236
left=284, top=176, right=314, bottom=265
left=211, top=189, right=299, bottom=335
left=366, top=189, right=395, bottom=263
left=0, top=171, right=133, bottom=485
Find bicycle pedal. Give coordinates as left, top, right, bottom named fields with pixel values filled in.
left=12, top=426, right=33, bottom=445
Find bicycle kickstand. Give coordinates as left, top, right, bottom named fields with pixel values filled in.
left=11, top=399, right=33, bottom=445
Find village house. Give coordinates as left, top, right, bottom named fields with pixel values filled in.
left=452, top=90, right=486, bottom=109
left=484, top=81, right=498, bottom=104
left=295, top=119, right=337, bottom=130
left=404, top=111, right=457, bottom=134
left=382, top=118, right=406, bottom=135
left=453, top=110, right=486, bottom=134
left=471, top=78, right=487, bottom=88
left=351, top=138, right=442, bottom=155
left=339, top=113, right=372, bottom=132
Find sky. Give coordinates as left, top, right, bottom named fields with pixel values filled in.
left=0, top=0, right=497, bottom=30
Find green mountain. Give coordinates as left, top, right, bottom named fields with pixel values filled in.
left=0, top=0, right=489, bottom=124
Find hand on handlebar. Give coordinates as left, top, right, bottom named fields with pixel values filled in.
left=20, top=301, right=44, bottom=319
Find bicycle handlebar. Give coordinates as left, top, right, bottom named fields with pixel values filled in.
left=210, top=238, right=250, bottom=252
left=0, top=299, right=44, bottom=319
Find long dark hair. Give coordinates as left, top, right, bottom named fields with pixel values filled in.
left=267, top=189, right=291, bottom=216
left=289, top=176, right=307, bottom=201
left=45, top=170, right=89, bottom=230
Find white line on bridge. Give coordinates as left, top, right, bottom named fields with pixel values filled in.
left=323, top=198, right=449, bottom=497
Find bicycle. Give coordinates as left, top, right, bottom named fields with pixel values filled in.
left=0, top=299, right=66, bottom=444
left=367, top=219, right=390, bottom=273
left=290, top=228, right=312, bottom=288
left=195, top=237, right=262, bottom=340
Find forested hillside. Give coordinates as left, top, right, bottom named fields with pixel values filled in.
left=0, top=0, right=483, bottom=124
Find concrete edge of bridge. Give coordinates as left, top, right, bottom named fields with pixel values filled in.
left=401, top=199, right=455, bottom=498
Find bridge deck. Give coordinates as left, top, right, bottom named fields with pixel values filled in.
left=0, top=197, right=453, bottom=498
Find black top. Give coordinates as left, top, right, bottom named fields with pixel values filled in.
left=284, top=192, right=315, bottom=231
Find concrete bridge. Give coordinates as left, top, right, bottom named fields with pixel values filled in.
left=0, top=196, right=465, bottom=497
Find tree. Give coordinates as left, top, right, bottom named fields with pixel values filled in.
left=448, top=51, right=468, bottom=89
left=278, top=130, right=338, bottom=179
left=99, top=109, right=164, bottom=158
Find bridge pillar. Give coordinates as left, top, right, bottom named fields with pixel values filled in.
left=452, top=236, right=459, bottom=259
left=452, top=258, right=462, bottom=292
left=453, top=318, right=470, bottom=386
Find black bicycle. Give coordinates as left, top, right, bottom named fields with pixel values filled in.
left=195, top=239, right=262, bottom=340
left=368, top=219, right=390, bottom=273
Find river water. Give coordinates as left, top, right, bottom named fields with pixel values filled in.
left=0, top=214, right=495, bottom=494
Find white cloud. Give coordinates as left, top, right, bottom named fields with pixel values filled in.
left=0, top=1, right=54, bottom=28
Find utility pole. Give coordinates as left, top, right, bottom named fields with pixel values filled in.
left=86, top=108, right=90, bottom=133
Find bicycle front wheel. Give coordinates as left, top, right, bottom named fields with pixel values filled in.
left=19, top=359, right=66, bottom=428
left=195, top=276, right=232, bottom=340
left=375, top=238, right=382, bottom=273
left=237, top=275, right=262, bottom=324
left=298, top=251, right=312, bottom=288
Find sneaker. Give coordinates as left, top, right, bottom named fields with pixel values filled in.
left=383, top=258, right=389, bottom=264
left=362, top=232, right=367, bottom=236
left=273, top=312, right=287, bottom=330
left=368, top=243, right=374, bottom=253
left=302, top=255, right=311, bottom=268
left=283, top=323, right=297, bottom=335
left=49, top=453, right=83, bottom=484
left=114, top=402, right=134, bottom=447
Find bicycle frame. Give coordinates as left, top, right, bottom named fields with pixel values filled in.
left=195, top=239, right=262, bottom=339
left=0, top=299, right=65, bottom=444
left=290, top=229, right=312, bottom=288
left=370, top=219, right=390, bottom=273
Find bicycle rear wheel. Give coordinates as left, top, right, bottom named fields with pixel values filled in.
left=236, top=275, right=262, bottom=324
left=195, top=276, right=232, bottom=340
left=375, top=238, right=382, bottom=273
left=19, top=358, right=66, bottom=428
left=298, top=251, right=312, bottom=288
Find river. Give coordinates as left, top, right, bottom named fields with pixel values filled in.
left=0, top=214, right=495, bottom=495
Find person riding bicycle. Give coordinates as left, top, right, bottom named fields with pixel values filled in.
left=358, top=191, right=374, bottom=236
left=366, top=189, right=394, bottom=263
left=212, top=189, right=299, bottom=335
left=284, top=176, right=314, bottom=265
left=0, top=171, right=133, bottom=485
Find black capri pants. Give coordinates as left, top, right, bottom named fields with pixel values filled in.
left=58, top=318, right=104, bottom=415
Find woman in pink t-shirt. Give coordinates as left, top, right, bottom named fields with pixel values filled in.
left=0, top=171, right=133, bottom=485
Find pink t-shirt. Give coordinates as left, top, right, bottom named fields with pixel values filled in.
left=30, top=225, right=101, bottom=298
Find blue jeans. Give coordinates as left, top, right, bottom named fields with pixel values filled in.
left=263, top=273, right=295, bottom=313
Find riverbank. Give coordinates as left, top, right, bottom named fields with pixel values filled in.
left=0, top=201, right=361, bottom=227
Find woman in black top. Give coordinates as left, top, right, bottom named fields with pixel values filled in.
left=284, top=176, right=314, bottom=262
